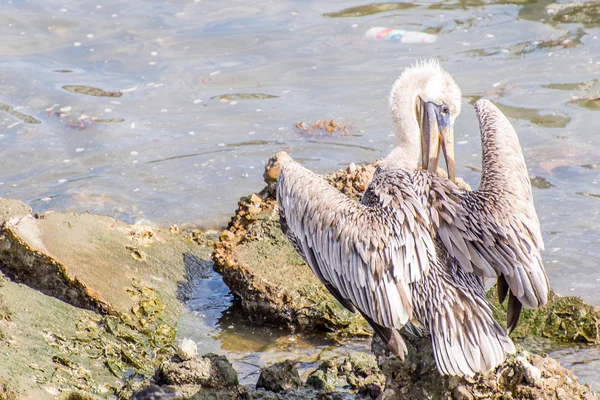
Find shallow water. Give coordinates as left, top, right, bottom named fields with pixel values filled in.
left=1, top=0, right=600, bottom=391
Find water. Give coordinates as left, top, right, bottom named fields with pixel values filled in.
left=1, top=0, right=599, bottom=391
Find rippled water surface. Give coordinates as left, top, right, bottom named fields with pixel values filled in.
left=1, top=0, right=600, bottom=390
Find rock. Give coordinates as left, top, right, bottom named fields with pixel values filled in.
left=130, top=385, right=181, bottom=400
left=546, top=2, right=600, bottom=27
left=0, top=272, right=123, bottom=398
left=488, top=286, right=600, bottom=345
left=256, top=360, right=303, bottom=393
left=0, top=198, right=214, bottom=398
left=156, top=353, right=238, bottom=388
left=0, top=198, right=31, bottom=224
left=306, top=359, right=342, bottom=393
left=374, top=334, right=599, bottom=400
left=305, top=353, right=385, bottom=397
left=0, top=208, right=210, bottom=324
left=213, top=162, right=381, bottom=336
left=177, top=338, right=198, bottom=361
left=451, top=385, right=473, bottom=400
left=306, top=369, right=339, bottom=393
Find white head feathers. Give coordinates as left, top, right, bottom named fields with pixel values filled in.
left=389, top=59, right=462, bottom=123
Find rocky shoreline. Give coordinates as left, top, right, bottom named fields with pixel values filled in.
left=0, top=156, right=596, bottom=399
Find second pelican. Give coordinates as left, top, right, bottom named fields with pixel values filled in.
left=275, top=60, right=549, bottom=376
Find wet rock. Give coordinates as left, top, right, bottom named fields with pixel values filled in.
left=488, top=285, right=600, bottom=345
left=339, top=352, right=385, bottom=392
left=306, top=353, right=385, bottom=397
left=130, top=384, right=180, bottom=400
left=0, top=207, right=210, bottom=323
left=374, top=334, right=598, bottom=400
left=0, top=198, right=213, bottom=398
left=156, top=354, right=238, bottom=389
left=306, top=359, right=342, bottom=393
left=0, top=198, right=31, bottom=224
left=256, top=360, right=303, bottom=393
left=214, top=158, right=379, bottom=335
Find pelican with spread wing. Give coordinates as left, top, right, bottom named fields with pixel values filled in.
left=274, top=60, right=548, bottom=376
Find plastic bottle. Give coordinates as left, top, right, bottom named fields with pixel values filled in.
left=365, top=27, right=437, bottom=44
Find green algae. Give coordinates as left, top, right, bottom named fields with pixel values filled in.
left=323, top=2, right=416, bottom=18
left=62, top=85, right=123, bottom=98
left=487, top=286, right=600, bottom=345
left=0, top=276, right=179, bottom=398
left=0, top=102, right=41, bottom=124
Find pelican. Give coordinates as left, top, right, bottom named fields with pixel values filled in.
left=273, top=60, right=549, bottom=376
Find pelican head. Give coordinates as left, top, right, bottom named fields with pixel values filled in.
left=389, top=60, right=461, bottom=182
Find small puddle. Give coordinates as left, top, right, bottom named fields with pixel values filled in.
left=177, top=260, right=371, bottom=385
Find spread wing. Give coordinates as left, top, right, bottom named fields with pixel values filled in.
left=432, top=99, right=548, bottom=330
left=276, top=155, right=436, bottom=331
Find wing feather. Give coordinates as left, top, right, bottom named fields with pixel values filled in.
left=277, top=158, right=436, bottom=330
left=429, top=99, right=549, bottom=316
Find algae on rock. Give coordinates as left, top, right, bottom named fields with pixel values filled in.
left=374, top=334, right=598, bottom=400
left=488, top=285, right=600, bottom=345
left=0, top=198, right=214, bottom=398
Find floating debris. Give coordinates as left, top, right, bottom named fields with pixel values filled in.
left=365, top=27, right=437, bottom=44
left=210, top=93, right=279, bottom=101
left=482, top=82, right=520, bottom=99
left=294, top=120, right=350, bottom=137
left=0, top=102, right=41, bottom=124
left=62, top=85, right=123, bottom=98
left=46, top=106, right=126, bottom=129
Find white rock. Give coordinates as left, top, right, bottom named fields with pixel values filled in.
left=177, top=337, right=198, bottom=360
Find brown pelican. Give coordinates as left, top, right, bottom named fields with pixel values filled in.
left=274, top=60, right=549, bottom=376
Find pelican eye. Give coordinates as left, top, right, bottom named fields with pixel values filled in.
left=440, top=104, right=450, bottom=116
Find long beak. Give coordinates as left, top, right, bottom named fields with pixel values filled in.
left=421, top=102, right=456, bottom=183
left=421, top=101, right=440, bottom=175
left=441, top=125, right=455, bottom=183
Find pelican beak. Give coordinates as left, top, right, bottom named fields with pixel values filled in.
left=441, top=124, right=455, bottom=184
left=420, top=100, right=456, bottom=183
